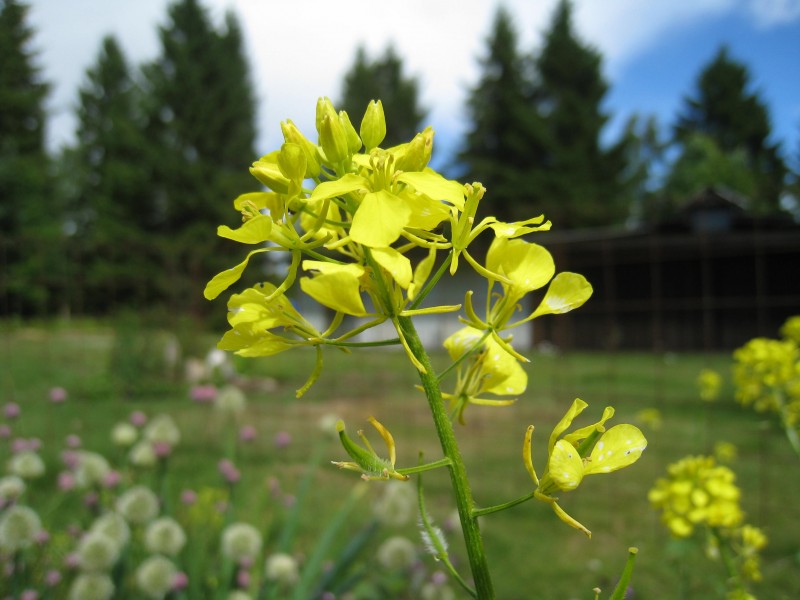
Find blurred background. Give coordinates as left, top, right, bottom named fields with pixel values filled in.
left=2, top=0, right=799, bottom=598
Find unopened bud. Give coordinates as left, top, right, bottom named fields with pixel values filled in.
left=338, top=111, right=362, bottom=154
left=319, top=114, right=349, bottom=165
left=360, top=100, right=386, bottom=150
left=280, top=120, right=320, bottom=178
left=278, top=143, right=307, bottom=184
left=395, top=127, right=433, bottom=172
left=250, top=151, right=290, bottom=194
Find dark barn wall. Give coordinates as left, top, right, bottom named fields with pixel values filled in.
left=533, top=228, right=800, bottom=352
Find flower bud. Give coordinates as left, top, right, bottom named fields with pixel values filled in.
left=394, top=127, right=433, bottom=172
left=338, top=110, right=362, bottom=154
left=280, top=120, right=320, bottom=178
left=250, top=151, right=291, bottom=194
left=277, top=143, right=307, bottom=184
left=319, top=114, right=349, bottom=165
left=360, top=100, right=386, bottom=150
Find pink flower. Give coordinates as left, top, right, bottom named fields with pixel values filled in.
left=20, top=589, right=38, bottom=600
left=190, top=384, right=218, bottom=403
left=237, top=569, right=251, bottom=588
left=45, top=570, right=62, bottom=586
left=11, top=438, right=30, bottom=453
left=58, top=471, right=76, bottom=491
left=130, top=411, right=147, bottom=427
left=61, top=450, right=80, bottom=470
left=239, top=425, right=257, bottom=442
left=0, top=424, right=10, bottom=439
left=180, top=489, right=197, bottom=505
left=274, top=431, right=292, bottom=449
left=49, top=387, right=68, bottom=403
left=4, top=402, right=20, bottom=420
left=172, top=571, right=189, bottom=591
left=218, top=459, right=241, bottom=484
left=35, top=529, right=50, bottom=544
left=102, top=470, right=121, bottom=488
left=66, top=434, right=81, bottom=449
left=64, top=552, right=80, bottom=569
left=152, top=441, right=173, bottom=458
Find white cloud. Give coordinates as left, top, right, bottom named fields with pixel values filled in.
left=746, top=0, right=800, bottom=27
left=25, top=0, right=795, bottom=156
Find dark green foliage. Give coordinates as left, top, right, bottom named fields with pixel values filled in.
left=458, top=6, right=545, bottom=222
left=619, top=114, right=668, bottom=224
left=0, top=0, right=56, bottom=315
left=673, top=46, right=787, bottom=214
left=528, top=0, right=629, bottom=228
left=142, top=0, right=257, bottom=315
left=459, top=1, right=630, bottom=227
left=339, top=45, right=426, bottom=148
left=63, top=35, right=158, bottom=312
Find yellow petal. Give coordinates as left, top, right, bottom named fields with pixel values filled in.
left=550, top=500, right=592, bottom=538
left=486, top=215, right=551, bottom=238
left=218, top=328, right=293, bottom=357
left=532, top=272, right=593, bottom=318
left=371, top=247, right=412, bottom=289
left=408, top=248, right=437, bottom=300
left=443, top=326, right=483, bottom=362
left=250, top=151, right=291, bottom=194
left=480, top=336, right=527, bottom=396
left=486, top=237, right=555, bottom=296
left=397, top=170, right=465, bottom=210
left=562, top=406, right=615, bottom=447
left=204, top=249, right=268, bottom=300
left=232, top=191, right=280, bottom=213
left=547, top=440, right=585, bottom=491
left=308, top=173, right=367, bottom=203
left=217, top=214, right=272, bottom=244
left=350, top=190, right=411, bottom=247
left=300, top=261, right=367, bottom=316
left=548, top=398, right=588, bottom=456
left=584, top=424, right=647, bottom=475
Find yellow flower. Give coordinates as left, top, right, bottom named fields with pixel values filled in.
left=442, top=326, right=526, bottom=423
left=648, top=455, right=743, bottom=538
left=698, top=369, right=722, bottom=402
left=524, top=399, right=647, bottom=537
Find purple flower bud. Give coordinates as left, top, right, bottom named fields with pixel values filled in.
left=102, top=470, right=121, bottom=488
left=239, top=425, right=256, bottom=442
left=4, top=402, right=20, bottom=420
left=66, top=434, right=81, bottom=449
left=0, top=424, right=10, bottom=439
left=236, top=569, right=251, bottom=588
left=180, top=489, right=197, bottom=505
left=130, top=411, right=147, bottom=427
left=172, top=571, right=189, bottom=591
left=274, top=431, right=292, bottom=449
left=45, top=569, right=62, bottom=586
left=49, top=387, right=68, bottom=403
left=190, top=384, right=218, bottom=403
left=58, top=471, right=76, bottom=491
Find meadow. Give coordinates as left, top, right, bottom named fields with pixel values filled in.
left=1, top=319, right=799, bottom=599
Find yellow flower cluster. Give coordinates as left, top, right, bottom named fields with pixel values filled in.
left=648, top=455, right=743, bottom=538
left=733, top=335, right=800, bottom=426
left=697, top=368, right=722, bottom=402
left=206, top=98, right=592, bottom=399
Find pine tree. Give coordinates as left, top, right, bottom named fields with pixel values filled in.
left=0, top=0, right=53, bottom=314
left=339, top=45, right=426, bottom=147
left=530, top=0, right=629, bottom=228
left=458, top=6, right=545, bottom=222
left=65, top=35, right=156, bottom=312
left=674, top=46, right=787, bottom=214
left=143, top=0, right=257, bottom=314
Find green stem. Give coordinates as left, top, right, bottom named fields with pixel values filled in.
left=408, top=251, right=453, bottom=310
left=472, top=491, right=536, bottom=518
left=396, top=315, right=495, bottom=599
left=397, top=457, right=452, bottom=476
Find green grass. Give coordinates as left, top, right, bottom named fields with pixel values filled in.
left=2, top=321, right=799, bottom=599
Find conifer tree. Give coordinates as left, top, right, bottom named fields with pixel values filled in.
left=0, top=0, right=52, bottom=314
left=529, top=0, right=629, bottom=227
left=339, top=45, right=426, bottom=148
left=65, top=35, right=156, bottom=312
left=458, top=6, right=545, bottom=222
left=674, top=46, right=787, bottom=214
left=143, top=0, right=257, bottom=313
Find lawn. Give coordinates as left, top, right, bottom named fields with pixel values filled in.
left=1, top=320, right=799, bottom=599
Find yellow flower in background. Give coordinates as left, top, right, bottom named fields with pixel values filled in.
left=713, top=441, right=738, bottom=463
left=648, top=455, right=743, bottom=538
left=780, top=315, right=800, bottom=344
left=635, top=408, right=662, bottom=431
left=698, top=368, right=722, bottom=402
left=524, top=399, right=647, bottom=537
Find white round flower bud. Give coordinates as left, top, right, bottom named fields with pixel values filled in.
left=145, top=517, right=187, bottom=557
left=135, top=555, right=177, bottom=600
left=220, top=522, right=262, bottom=564
left=0, top=504, right=41, bottom=552
left=8, top=450, right=46, bottom=480
left=75, top=451, right=111, bottom=488
left=373, top=481, right=415, bottom=526
left=129, top=441, right=157, bottom=468
left=116, top=486, right=159, bottom=525
left=0, top=475, right=26, bottom=502
left=377, top=536, right=417, bottom=570
left=264, top=552, right=299, bottom=586
left=214, top=385, right=247, bottom=414
left=90, top=512, right=131, bottom=547
left=68, top=572, right=115, bottom=600
left=144, top=414, right=181, bottom=447
left=111, top=422, right=139, bottom=447
left=76, top=532, right=121, bottom=572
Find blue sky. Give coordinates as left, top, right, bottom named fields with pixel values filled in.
left=29, top=0, right=800, bottom=172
